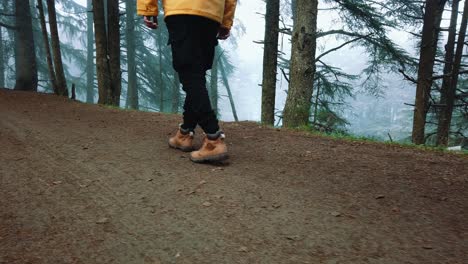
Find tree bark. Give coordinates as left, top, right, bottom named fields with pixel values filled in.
left=107, top=0, right=121, bottom=106
left=46, top=0, right=68, bottom=96
left=14, top=0, right=38, bottom=91
left=172, top=71, right=180, bottom=113
left=210, top=47, right=220, bottom=116
left=412, top=0, right=447, bottom=144
left=291, top=0, right=297, bottom=25
left=156, top=30, right=164, bottom=112
left=86, top=0, right=95, bottom=103
left=37, top=0, right=58, bottom=93
left=125, top=0, right=138, bottom=109
left=0, top=27, right=4, bottom=88
left=219, top=58, right=238, bottom=122
left=93, top=0, right=111, bottom=104
left=313, top=79, right=320, bottom=124
left=261, top=0, right=280, bottom=125
left=93, top=0, right=120, bottom=106
left=282, top=0, right=318, bottom=127
left=436, top=0, right=468, bottom=146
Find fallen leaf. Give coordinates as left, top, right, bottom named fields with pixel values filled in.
left=238, top=246, right=248, bottom=252
left=52, top=181, right=62, bottom=185
left=375, top=195, right=385, bottom=199
left=96, top=217, right=109, bottom=224
left=202, top=202, right=212, bottom=207
left=285, top=235, right=299, bottom=241
left=199, top=180, right=207, bottom=185
left=186, top=190, right=196, bottom=195
left=330, top=211, right=341, bottom=217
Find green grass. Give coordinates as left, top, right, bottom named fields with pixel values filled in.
left=287, top=124, right=468, bottom=156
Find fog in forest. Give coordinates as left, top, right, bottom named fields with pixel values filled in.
left=68, top=0, right=416, bottom=141
left=4, top=0, right=466, bottom=145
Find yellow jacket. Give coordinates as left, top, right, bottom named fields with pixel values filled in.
left=137, top=0, right=237, bottom=30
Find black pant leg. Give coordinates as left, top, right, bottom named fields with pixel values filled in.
left=166, top=15, right=220, bottom=134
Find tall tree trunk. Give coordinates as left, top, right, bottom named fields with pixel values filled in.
left=291, top=0, right=297, bottom=24
left=219, top=59, right=238, bottom=122
left=94, top=0, right=111, bottom=104
left=156, top=30, right=164, bottom=112
left=125, top=0, right=138, bottom=109
left=282, top=0, right=318, bottom=127
left=0, top=27, right=4, bottom=88
left=437, top=0, right=468, bottom=146
left=172, top=71, right=180, bottom=113
left=313, top=79, right=320, bottom=124
left=46, top=0, right=68, bottom=96
left=37, top=0, right=58, bottom=93
left=436, top=0, right=459, bottom=146
left=86, top=0, right=95, bottom=103
left=412, top=0, right=447, bottom=144
left=14, top=0, right=38, bottom=91
left=93, top=0, right=120, bottom=106
left=210, top=47, right=220, bottom=116
left=107, top=0, right=121, bottom=106
left=261, top=0, right=280, bottom=125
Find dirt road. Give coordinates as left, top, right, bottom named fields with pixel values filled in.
left=1, top=89, right=467, bottom=264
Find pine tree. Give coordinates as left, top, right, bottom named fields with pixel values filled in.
left=107, top=0, right=121, bottom=106
left=210, top=47, right=220, bottom=116
left=14, top=0, right=38, bottom=91
left=86, top=0, right=95, bottom=103
left=436, top=0, right=468, bottom=146
left=282, top=0, right=318, bottom=127
left=412, top=0, right=447, bottom=144
left=219, top=55, right=239, bottom=121
left=93, top=0, right=121, bottom=106
left=156, top=28, right=165, bottom=112
left=171, top=71, right=180, bottom=113
left=0, top=1, right=15, bottom=88
left=46, top=0, right=68, bottom=96
left=261, top=0, right=280, bottom=125
left=38, top=0, right=58, bottom=94
left=278, top=0, right=414, bottom=130
left=125, top=0, right=138, bottom=109
left=0, top=27, right=4, bottom=88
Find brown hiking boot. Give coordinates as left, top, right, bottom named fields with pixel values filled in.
left=168, top=127, right=194, bottom=152
left=190, top=131, right=228, bottom=163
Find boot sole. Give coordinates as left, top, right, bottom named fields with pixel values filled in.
left=168, top=142, right=193, bottom=152
left=190, top=153, right=229, bottom=163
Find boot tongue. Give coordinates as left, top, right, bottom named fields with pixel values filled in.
left=206, top=131, right=224, bottom=140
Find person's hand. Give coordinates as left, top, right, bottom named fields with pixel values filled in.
left=144, top=16, right=158, bottom=29
left=217, top=27, right=231, bottom=40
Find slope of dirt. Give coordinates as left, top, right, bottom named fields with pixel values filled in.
left=0, top=89, right=467, bottom=264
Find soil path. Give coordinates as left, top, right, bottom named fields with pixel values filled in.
left=1, top=89, right=467, bottom=264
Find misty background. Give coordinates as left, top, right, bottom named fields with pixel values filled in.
left=39, top=0, right=426, bottom=141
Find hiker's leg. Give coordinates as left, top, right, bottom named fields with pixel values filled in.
left=166, top=15, right=220, bottom=134
left=178, top=71, right=219, bottom=134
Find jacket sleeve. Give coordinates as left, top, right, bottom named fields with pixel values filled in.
left=137, top=0, right=158, bottom=16
left=221, top=0, right=237, bottom=29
